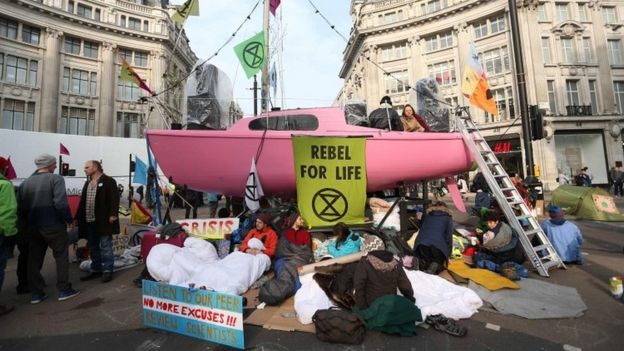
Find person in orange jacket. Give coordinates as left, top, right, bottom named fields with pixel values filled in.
left=238, top=213, right=278, bottom=258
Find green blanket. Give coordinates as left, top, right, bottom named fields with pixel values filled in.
left=354, top=295, right=422, bottom=336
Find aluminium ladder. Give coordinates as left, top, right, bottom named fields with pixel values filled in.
left=454, top=107, right=565, bottom=277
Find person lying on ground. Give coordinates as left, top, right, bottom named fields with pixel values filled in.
left=328, top=222, right=361, bottom=258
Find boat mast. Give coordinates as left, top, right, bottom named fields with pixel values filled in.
left=261, top=0, right=271, bottom=113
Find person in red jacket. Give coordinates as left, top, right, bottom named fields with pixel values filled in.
left=283, top=212, right=311, bottom=247
left=238, top=213, right=278, bottom=258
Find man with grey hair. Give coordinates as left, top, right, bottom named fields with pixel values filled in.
left=75, top=160, right=119, bottom=283
left=18, top=153, right=80, bottom=304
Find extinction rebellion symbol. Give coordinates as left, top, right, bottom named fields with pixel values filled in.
left=312, top=188, right=348, bottom=222
left=245, top=172, right=260, bottom=202
left=243, top=41, right=265, bottom=69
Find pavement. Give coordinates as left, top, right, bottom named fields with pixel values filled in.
left=0, top=195, right=623, bottom=351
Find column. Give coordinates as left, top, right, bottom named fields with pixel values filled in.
left=407, top=35, right=423, bottom=105
left=98, top=42, right=116, bottom=136
left=589, top=1, right=616, bottom=114
left=363, top=44, right=379, bottom=111
left=520, top=2, right=549, bottom=104
left=39, top=28, right=62, bottom=133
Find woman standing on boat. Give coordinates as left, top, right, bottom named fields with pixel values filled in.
left=400, top=104, right=427, bottom=132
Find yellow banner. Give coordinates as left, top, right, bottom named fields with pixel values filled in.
left=293, top=136, right=367, bottom=227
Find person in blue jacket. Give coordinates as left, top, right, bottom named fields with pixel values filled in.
left=541, top=205, right=583, bottom=264
left=328, top=222, right=361, bottom=258
left=413, top=202, right=454, bottom=274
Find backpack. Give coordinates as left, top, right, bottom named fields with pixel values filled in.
left=312, top=308, right=366, bottom=344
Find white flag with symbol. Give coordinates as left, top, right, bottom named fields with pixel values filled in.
left=245, top=157, right=264, bottom=212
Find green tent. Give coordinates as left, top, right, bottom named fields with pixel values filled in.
left=551, top=185, right=624, bottom=221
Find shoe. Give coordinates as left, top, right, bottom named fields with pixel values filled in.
left=0, top=304, right=15, bottom=316
left=58, top=288, right=80, bottom=301
left=80, top=271, right=102, bottom=281
left=500, top=263, right=520, bottom=281
left=425, top=262, right=440, bottom=275
left=101, top=272, right=113, bottom=283
left=31, top=293, right=47, bottom=304
left=425, top=314, right=467, bottom=337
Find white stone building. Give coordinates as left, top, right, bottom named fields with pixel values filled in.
left=338, top=0, right=624, bottom=189
left=0, top=0, right=197, bottom=138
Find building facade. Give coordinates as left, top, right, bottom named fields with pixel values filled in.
left=0, top=0, right=197, bottom=138
left=338, top=0, right=624, bottom=190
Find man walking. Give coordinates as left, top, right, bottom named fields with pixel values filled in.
left=76, top=161, right=119, bottom=283
left=18, top=154, right=79, bottom=304
left=0, top=157, right=18, bottom=314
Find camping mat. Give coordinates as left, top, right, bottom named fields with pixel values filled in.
left=448, top=260, right=519, bottom=291
left=468, top=278, right=587, bottom=319
left=244, top=295, right=316, bottom=333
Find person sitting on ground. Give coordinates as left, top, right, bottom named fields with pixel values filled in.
left=474, top=211, right=527, bottom=281
left=353, top=250, right=421, bottom=336
left=413, top=201, right=454, bottom=275
left=238, top=213, right=278, bottom=258
left=328, top=222, right=361, bottom=258
left=541, top=205, right=583, bottom=264
left=400, top=104, right=426, bottom=132
left=283, top=212, right=311, bottom=247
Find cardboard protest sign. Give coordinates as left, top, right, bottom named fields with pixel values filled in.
left=143, top=280, right=244, bottom=349
left=292, top=136, right=367, bottom=227
left=176, top=218, right=239, bottom=239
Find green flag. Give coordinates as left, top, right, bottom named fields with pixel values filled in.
left=234, top=31, right=266, bottom=79
left=293, top=136, right=367, bottom=228
left=172, top=0, right=200, bottom=24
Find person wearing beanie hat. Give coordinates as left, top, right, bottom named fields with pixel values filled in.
left=367, top=95, right=404, bottom=131
left=34, top=153, right=57, bottom=170
left=238, top=212, right=278, bottom=258
left=18, top=153, right=79, bottom=304
left=541, top=205, right=584, bottom=264
left=0, top=156, right=18, bottom=315
left=283, top=212, right=311, bottom=247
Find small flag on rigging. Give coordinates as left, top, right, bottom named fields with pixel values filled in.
left=60, top=143, right=70, bottom=156
left=172, top=0, right=200, bottom=24
left=234, top=31, right=266, bottom=79
left=461, top=42, right=497, bottom=115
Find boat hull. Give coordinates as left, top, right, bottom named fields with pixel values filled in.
left=146, top=130, right=473, bottom=196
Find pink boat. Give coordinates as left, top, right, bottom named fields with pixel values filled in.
left=146, top=107, right=473, bottom=196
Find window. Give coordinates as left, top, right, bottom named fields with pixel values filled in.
left=384, top=70, right=409, bottom=94
left=117, top=80, right=143, bottom=101
left=120, top=15, right=126, bottom=27
left=561, top=38, right=576, bottom=63
left=115, top=112, right=143, bottom=138
left=542, top=38, right=552, bottom=64
left=582, top=38, right=593, bottom=62
left=490, top=15, right=505, bottom=34
left=556, top=3, right=570, bottom=21
left=63, top=67, right=97, bottom=96
left=117, top=48, right=132, bottom=63
left=0, top=17, right=18, bottom=40
left=128, top=17, right=141, bottom=30
left=248, top=115, right=319, bottom=131
left=428, top=61, right=456, bottom=86
left=425, top=36, right=438, bottom=52
left=77, top=4, right=92, bottom=19
left=614, top=81, right=624, bottom=114
left=566, top=80, right=580, bottom=106
left=547, top=80, right=557, bottom=114
left=4, top=55, right=37, bottom=86
left=0, top=54, right=3, bottom=80
left=480, top=47, right=510, bottom=76
left=21, top=25, right=40, bottom=45
left=603, top=7, right=617, bottom=24
left=439, top=32, right=453, bottom=49
left=487, top=87, right=514, bottom=122
left=607, top=40, right=622, bottom=65
left=64, top=36, right=81, bottom=55
left=95, top=9, right=101, bottom=21
left=537, top=3, right=548, bottom=21
left=588, top=80, right=598, bottom=115
left=143, top=20, right=149, bottom=32
left=68, top=0, right=74, bottom=13
left=60, top=106, right=96, bottom=135
left=381, top=42, right=408, bottom=61
left=425, top=0, right=447, bottom=14
left=474, top=22, right=487, bottom=38
left=2, top=99, right=34, bottom=131
left=83, top=41, right=99, bottom=58
left=578, top=3, right=588, bottom=21
left=134, top=51, right=148, bottom=67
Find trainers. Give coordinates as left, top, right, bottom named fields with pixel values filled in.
left=31, top=293, right=47, bottom=305
left=79, top=271, right=102, bottom=281
left=101, top=272, right=113, bottom=283
left=58, top=288, right=81, bottom=301
left=500, top=263, right=520, bottom=281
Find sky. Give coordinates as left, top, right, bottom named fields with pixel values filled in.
left=180, top=0, right=352, bottom=116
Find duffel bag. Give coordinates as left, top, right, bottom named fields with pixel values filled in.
left=312, top=308, right=365, bottom=344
